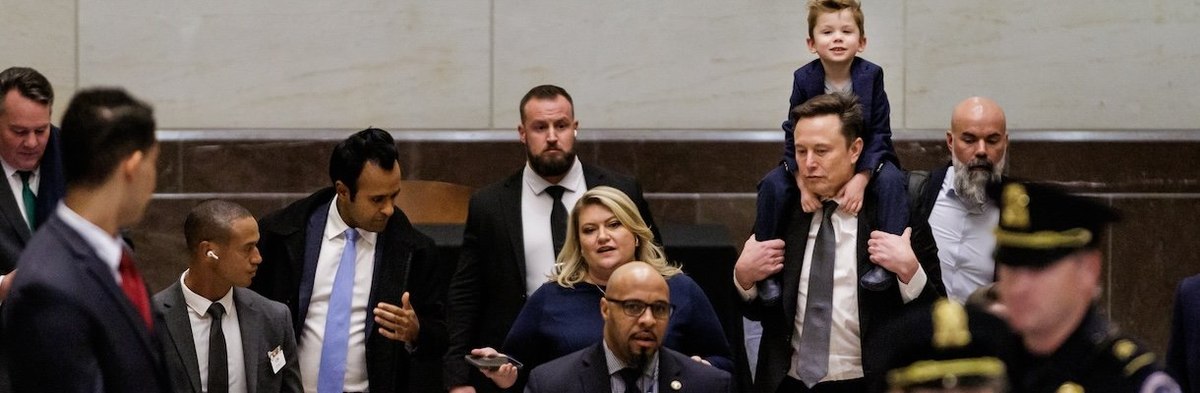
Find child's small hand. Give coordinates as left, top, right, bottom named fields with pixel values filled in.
left=797, top=173, right=822, bottom=213
left=836, top=172, right=870, bottom=214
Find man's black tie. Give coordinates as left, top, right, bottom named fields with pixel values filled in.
left=619, top=367, right=642, bottom=393
left=545, top=185, right=567, bottom=257
left=207, top=303, right=229, bottom=393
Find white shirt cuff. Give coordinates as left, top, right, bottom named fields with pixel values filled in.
left=898, top=264, right=927, bottom=304
left=733, top=270, right=758, bottom=302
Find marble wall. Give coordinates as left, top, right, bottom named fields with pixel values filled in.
left=3, top=1, right=1198, bottom=130
left=4, top=0, right=1199, bottom=377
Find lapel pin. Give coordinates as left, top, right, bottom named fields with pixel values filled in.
left=670, top=380, right=682, bottom=391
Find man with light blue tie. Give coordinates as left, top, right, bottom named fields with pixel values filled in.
left=251, top=128, right=449, bottom=393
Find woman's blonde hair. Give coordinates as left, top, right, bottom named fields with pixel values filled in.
left=552, top=186, right=680, bottom=287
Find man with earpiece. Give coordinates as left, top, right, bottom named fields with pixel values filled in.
left=153, top=199, right=302, bottom=393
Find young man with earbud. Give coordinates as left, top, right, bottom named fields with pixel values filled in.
left=152, top=199, right=302, bottom=393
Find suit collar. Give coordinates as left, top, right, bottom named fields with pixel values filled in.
left=44, top=216, right=156, bottom=351
left=0, top=169, right=30, bottom=241
left=233, top=288, right=262, bottom=393
left=582, top=343, right=614, bottom=393
left=657, top=349, right=684, bottom=392
left=500, top=172, right=527, bottom=279
left=55, top=202, right=124, bottom=274
left=178, top=270, right=236, bottom=317
left=159, top=281, right=204, bottom=393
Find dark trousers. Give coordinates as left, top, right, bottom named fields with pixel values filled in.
left=776, top=376, right=865, bottom=393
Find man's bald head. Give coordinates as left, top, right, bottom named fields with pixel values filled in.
left=946, top=97, right=1009, bottom=209
left=951, top=97, right=1006, bottom=134
left=607, top=261, right=669, bottom=298
left=602, top=261, right=671, bottom=369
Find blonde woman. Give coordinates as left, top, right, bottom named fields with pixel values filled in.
left=471, top=186, right=731, bottom=389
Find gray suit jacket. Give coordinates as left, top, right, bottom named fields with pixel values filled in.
left=153, top=282, right=302, bottom=393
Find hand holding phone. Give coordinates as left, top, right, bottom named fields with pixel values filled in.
left=465, top=354, right=523, bottom=370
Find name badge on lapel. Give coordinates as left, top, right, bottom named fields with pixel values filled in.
left=269, top=346, right=285, bottom=374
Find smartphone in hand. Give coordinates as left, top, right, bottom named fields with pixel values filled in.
left=464, top=354, right=523, bottom=370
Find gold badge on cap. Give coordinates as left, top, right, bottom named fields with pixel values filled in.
left=1001, top=183, right=1031, bottom=230
left=670, top=380, right=682, bottom=391
left=932, top=299, right=970, bottom=349
left=1056, top=382, right=1084, bottom=393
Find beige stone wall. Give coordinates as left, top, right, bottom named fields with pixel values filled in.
left=3, top=0, right=1198, bottom=130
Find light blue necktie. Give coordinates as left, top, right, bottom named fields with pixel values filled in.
left=318, top=228, right=358, bottom=393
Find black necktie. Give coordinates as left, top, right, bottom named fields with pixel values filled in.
left=207, top=303, right=229, bottom=393
left=545, top=185, right=567, bottom=257
left=797, top=201, right=837, bottom=387
left=619, top=367, right=642, bottom=393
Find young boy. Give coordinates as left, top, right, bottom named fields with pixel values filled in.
left=754, top=0, right=907, bottom=294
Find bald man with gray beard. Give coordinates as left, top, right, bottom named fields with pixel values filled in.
left=912, top=97, right=1009, bottom=304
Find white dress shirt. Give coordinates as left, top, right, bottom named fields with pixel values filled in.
left=736, top=207, right=926, bottom=383
left=929, top=168, right=998, bottom=304
left=55, top=202, right=123, bottom=283
left=299, top=198, right=377, bottom=393
left=520, top=158, right=585, bottom=294
left=180, top=271, right=247, bottom=393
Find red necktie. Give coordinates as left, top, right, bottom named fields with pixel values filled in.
left=119, top=250, right=152, bottom=329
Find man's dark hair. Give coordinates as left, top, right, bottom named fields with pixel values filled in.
left=329, top=128, right=399, bottom=200
left=184, top=199, right=253, bottom=252
left=60, top=87, right=156, bottom=188
left=790, top=92, right=864, bottom=145
left=519, top=84, right=573, bottom=122
left=0, top=67, right=54, bottom=116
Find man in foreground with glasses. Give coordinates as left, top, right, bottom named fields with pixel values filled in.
left=524, top=261, right=731, bottom=393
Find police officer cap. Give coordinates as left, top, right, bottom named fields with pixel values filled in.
left=881, top=299, right=1010, bottom=391
left=991, top=180, right=1119, bottom=268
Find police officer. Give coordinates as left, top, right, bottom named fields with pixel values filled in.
left=876, top=298, right=1013, bottom=393
left=993, top=180, right=1179, bottom=392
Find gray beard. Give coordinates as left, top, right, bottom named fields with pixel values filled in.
left=951, top=153, right=1006, bottom=210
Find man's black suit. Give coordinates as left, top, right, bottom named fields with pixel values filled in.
left=0, top=125, right=65, bottom=272
left=443, top=164, right=659, bottom=389
left=525, top=343, right=731, bottom=393
left=250, top=187, right=449, bottom=392
left=743, top=193, right=943, bottom=393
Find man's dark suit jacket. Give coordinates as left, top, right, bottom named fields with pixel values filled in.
left=525, top=343, right=731, bottom=393
left=1169, top=274, right=1200, bottom=393
left=0, top=125, right=66, bottom=272
left=910, top=164, right=949, bottom=223
left=153, top=282, right=303, bottom=393
left=443, top=164, right=659, bottom=390
left=1, top=214, right=171, bottom=392
left=742, top=192, right=943, bottom=393
left=250, top=187, right=449, bottom=393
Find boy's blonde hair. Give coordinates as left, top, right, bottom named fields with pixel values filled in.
left=806, top=0, right=865, bottom=39
left=552, top=186, right=680, bottom=287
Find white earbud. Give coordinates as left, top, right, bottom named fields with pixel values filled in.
left=206, top=250, right=219, bottom=260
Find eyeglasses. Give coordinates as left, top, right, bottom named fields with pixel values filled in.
left=605, top=297, right=673, bottom=319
